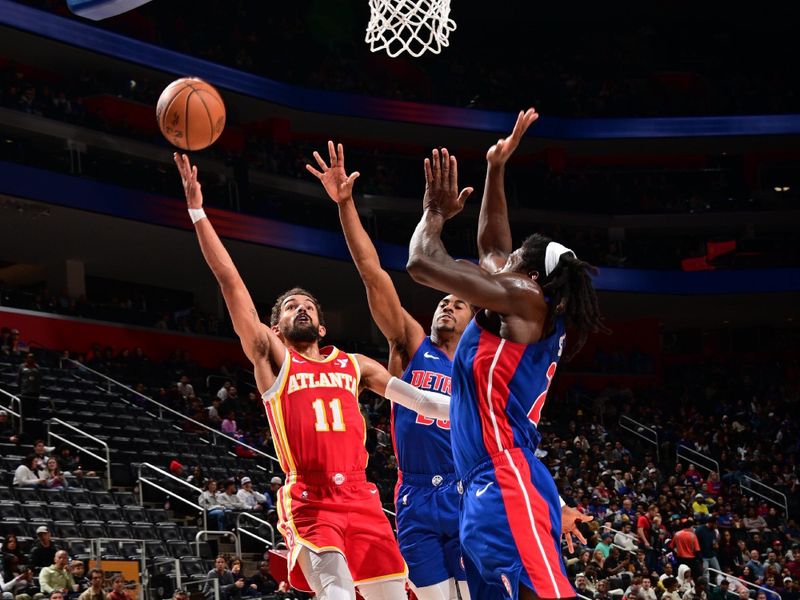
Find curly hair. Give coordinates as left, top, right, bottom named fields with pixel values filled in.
left=518, top=233, right=608, bottom=359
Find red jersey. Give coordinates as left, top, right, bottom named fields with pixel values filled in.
left=262, top=346, right=367, bottom=476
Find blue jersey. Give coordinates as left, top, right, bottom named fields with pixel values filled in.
left=450, top=315, right=565, bottom=477
left=392, top=337, right=455, bottom=476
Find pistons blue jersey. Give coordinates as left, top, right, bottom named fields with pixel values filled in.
left=450, top=315, right=566, bottom=478
left=392, top=337, right=455, bottom=475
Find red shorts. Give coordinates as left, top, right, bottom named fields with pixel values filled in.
left=276, top=471, right=407, bottom=592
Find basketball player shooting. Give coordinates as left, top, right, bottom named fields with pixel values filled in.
left=307, top=141, right=472, bottom=600
left=405, top=109, right=604, bottom=600
left=173, top=153, right=454, bottom=600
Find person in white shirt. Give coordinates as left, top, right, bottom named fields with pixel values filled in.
left=216, top=382, right=231, bottom=401
left=13, top=454, right=46, bottom=487
left=176, top=375, right=195, bottom=399
left=236, top=477, right=267, bottom=512
left=614, top=522, right=638, bottom=553
left=198, top=479, right=228, bottom=530
left=216, top=480, right=247, bottom=511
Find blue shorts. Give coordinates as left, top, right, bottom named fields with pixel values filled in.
left=459, top=447, right=575, bottom=600
left=395, top=472, right=466, bottom=587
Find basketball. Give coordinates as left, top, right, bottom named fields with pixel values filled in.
left=156, top=77, right=226, bottom=151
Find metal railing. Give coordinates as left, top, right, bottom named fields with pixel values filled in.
left=235, top=512, right=276, bottom=548
left=597, top=524, right=639, bottom=553
left=195, top=530, right=241, bottom=557
left=138, top=463, right=207, bottom=532
left=183, top=576, right=220, bottom=600
left=741, top=475, right=790, bottom=517
left=90, top=537, right=147, bottom=600
left=48, top=418, right=111, bottom=488
left=68, top=359, right=280, bottom=471
left=0, top=387, right=23, bottom=432
left=676, top=444, right=720, bottom=478
left=618, top=415, right=659, bottom=462
left=708, top=568, right=772, bottom=596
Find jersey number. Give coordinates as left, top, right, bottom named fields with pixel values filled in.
left=527, top=361, right=557, bottom=425
left=415, top=414, right=450, bottom=430
left=312, top=398, right=346, bottom=432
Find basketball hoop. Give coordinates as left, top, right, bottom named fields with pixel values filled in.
left=365, top=0, right=456, bottom=58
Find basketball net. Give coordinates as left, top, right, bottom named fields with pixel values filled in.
left=365, top=0, right=456, bottom=58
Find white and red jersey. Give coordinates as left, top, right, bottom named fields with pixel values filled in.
left=262, top=346, right=367, bottom=476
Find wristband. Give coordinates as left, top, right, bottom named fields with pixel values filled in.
left=188, top=208, right=207, bottom=224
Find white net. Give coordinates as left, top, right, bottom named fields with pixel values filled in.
left=365, top=0, right=456, bottom=58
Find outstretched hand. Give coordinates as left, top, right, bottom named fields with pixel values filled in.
left=486, top=108, right=538, bottom=167
left=173, top=152, right=203, bottom=209
left=561, top=504, right=593, bottom=553
left=423, top=148, right=473, bottom=220
left=306, top=141, right=361, bottom=205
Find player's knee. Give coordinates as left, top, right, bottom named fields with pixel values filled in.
left=357, top=578, right=407, bottom=600
left=407, top=579, right=450, bottom=600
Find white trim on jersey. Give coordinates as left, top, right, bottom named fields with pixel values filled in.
left=486, top=340, right=507, bottom=453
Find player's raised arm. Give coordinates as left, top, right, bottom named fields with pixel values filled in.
left=306, top=142, right=425, bottom=363
left=406, top=149, right=539, bottom=318
left=174, top=153, right=281, bottom=370
left=478, top=108, right=539, bottom=273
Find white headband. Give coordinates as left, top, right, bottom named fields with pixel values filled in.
left=544, top=241, right=575, bottom=276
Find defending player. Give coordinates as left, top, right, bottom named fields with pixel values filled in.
left=174, top=153, right=449, bottom=600
left=406, top=109, right=603, bottom=600
left=307, top=141, right=472, bottom=600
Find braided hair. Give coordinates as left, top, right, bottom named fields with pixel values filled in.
left=518, top=233, right=608, bottom=359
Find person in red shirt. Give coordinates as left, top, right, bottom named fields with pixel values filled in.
left=638, top=504, right=659, bottom=572
left=671, top=519, right=701, bottom=578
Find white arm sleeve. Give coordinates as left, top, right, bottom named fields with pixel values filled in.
left=385, top=376, right=450, bottom=421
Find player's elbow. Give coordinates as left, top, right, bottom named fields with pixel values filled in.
left=406, top=255, right=436, bottom=284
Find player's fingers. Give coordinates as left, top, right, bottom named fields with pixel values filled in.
left=457, top=187, right=474, bottom=205
left=191, top=165, right=198, bottom=183
left=346, top=171, right=360, bottom=187
left=441, top=148, right=450, bottom=180
left=305, top=164, right=324, bottom=179
left=312, top=151, right=328, bottom=172
left=450, top=155, right=458, bottom=189
left=565, top=533, right=574, bottom=554
left=574, top=529, right=588, bottom=545
left=424, top=158, right=433, bottom=183
left=173, top=152, right=183, bottom=172
left=431, top=149, right=440, bottom=181
left=578, top=514, right=594, bottom=522
left=337, top=143, right=345, bottom=170
left=328, top=140, right=337, bottom=166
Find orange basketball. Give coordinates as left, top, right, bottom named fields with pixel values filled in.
left=156, top=77, right=226, bottom=151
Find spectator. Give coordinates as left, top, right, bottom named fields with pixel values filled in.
left=216, top=381, right=231, bottom=401
left=207, top=398, right=222, bottom=427
left=2, top=534, right=25, bottom=581
left=1, top=565, right=36, bottom=600
left=43, top=458, right=67, bottom=490
left=77, top=569, right=106, bottom=600
left=783, top=577, right=799, bottom=600
left=176, top=375, right=194, bottom=399
left=0, top=410, right=19, bottom=445
left=594, top=578, right=612, bottom=600
left=709, top=578, right=730, bottom=600
left=69, top=561, right=88, bottom=596
left=696, top=517, right=721, bottom=584
left=615, top=521, right=638, bottom=553
left=247, top=560, right=277, bottom=597
left=17, top=353, right=41, bottom=421
left=217, top=480, right=247, bottom=512
left=203, top=556, right=235, bottom=600
left=692, top=494, right=715, bottom=520
left=266, top=477, right=282, bottom=506
left=672, top=519, right=702, bottom=578
left=227, top=558, right=252, bottom=599
left=236, top=477, right=267, bottom=512
left=106, top=576, right=126, bottom=600
left=745, top=550, right=766, bottom=582
left=220, top=411, right=238, bottom=436
left=744, top=508, right=768, bottom=533
left=638, top=504, right=659, bottom=572
left=596, top=533, right=614, bottom=558
left=38, top=551, right=75, bottom=596
left=662, top=577, right=682, bottom=600
left=28, top=528, right=58, bottom=571
left=198, top=480, right=227, bottom=531
left=640, top=577, right=657, bottom=600
left=12, top=455, right=45, bottom=488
